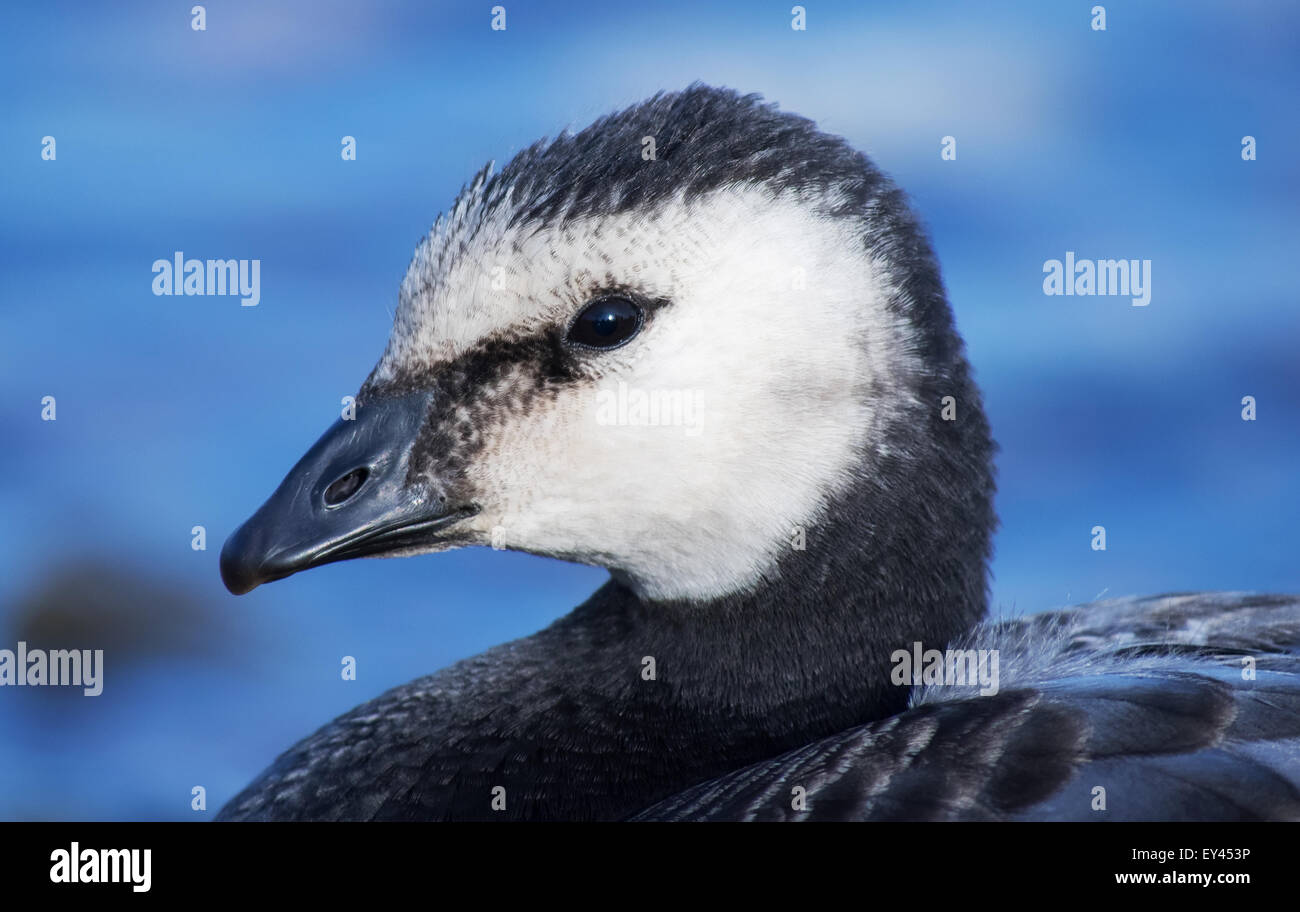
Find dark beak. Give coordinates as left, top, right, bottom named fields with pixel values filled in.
left=220, top=391, right=474, bottom=595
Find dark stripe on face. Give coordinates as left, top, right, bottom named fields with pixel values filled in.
left=356, top=286, right=669, bottom=504
left=358, top=330, right=582, bottom=492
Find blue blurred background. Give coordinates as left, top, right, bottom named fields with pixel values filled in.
left=1, top=0, right=1296, bottom=819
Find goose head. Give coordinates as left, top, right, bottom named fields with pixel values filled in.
left=220, top=86, right=995, bottom=624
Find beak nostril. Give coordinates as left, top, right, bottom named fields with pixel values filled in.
left=324, top=467, right=369, bottom=507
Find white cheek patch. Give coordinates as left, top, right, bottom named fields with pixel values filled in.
left=381, top=185, right=921, bottom=602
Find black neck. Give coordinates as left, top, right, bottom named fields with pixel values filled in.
left=396, top=400, right=994, bottom=820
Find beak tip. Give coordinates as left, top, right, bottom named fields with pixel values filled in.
left=221, top=572, right=259, bottom=597
left=220, top=527, right=263, bottom=596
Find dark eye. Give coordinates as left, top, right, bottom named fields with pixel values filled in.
left=566, top=297, right=643, bottom=350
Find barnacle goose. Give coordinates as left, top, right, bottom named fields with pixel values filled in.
left=217, top=85, right=1300, bottom=821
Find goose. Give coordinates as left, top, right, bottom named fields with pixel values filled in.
left=216, top=85, right=1300, bottom=821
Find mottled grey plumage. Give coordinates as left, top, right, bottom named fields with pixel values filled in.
left=635, top=594, right=1300, bottom=820
left=217, top=85, right=1300, bottom=822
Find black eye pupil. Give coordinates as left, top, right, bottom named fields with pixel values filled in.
left=566, top=297, right=642, bottom=349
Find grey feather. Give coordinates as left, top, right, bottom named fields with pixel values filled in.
left=634, top=594, right=1300, bottom=821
